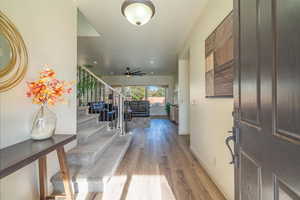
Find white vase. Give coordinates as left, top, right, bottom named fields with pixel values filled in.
left=31, top=104, right=57, bottom=140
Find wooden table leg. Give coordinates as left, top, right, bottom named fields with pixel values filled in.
left=56, top=147, right=74, bottom=200
left=39, top=156, right=48, bottom=200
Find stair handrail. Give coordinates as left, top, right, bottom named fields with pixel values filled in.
left=78, top=65, right=126, bottom=135
left=79, top=65, right=125, bottom=98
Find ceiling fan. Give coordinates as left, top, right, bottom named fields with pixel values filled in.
left=124, top=67, right=146, bottom=77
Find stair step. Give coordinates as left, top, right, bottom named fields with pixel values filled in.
left=77, top=114, right=98, bottom=127
left=51, top=134, right=132, bottom=193
left=77, top=121, right=108, bottom=144
left=77, top=106, right=89, bottom=115
left=78, top=106, right=89, bottom=111
left=67, top=129, right=118, bottom=166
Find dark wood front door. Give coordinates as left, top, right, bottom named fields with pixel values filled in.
left=233, top=0, right=300, bottom=199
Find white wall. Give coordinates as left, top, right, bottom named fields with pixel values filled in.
left=178, top=59, right=190, bottom=135
left=173, top=73, right=179, bottom=105
left=102, top=75, right=175, bottom=104
left=0, top=1, right=77, bottom=199
left=180, top=0, right=234, bottom=199
left=78, top=11, right=100, bottom=37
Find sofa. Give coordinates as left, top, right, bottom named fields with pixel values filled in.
left=88, top=102, right=117, bottom=121
left=125, top=101, right=150, bottom=117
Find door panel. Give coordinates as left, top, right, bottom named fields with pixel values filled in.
left=239, top=124, right=263, bottom=163
left=240, top=151, right=262, bottom=200
left=275, top=0, right=300, bottom=142
left=239, top=0, right=261, bottom=126
left=234, top=0, right=300, bottom=199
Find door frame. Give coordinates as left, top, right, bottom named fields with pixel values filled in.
left=233, top=0, right=241, bottom=199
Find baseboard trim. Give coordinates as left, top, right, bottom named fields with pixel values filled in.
left=178, top=132, right=189, bottom=135
left=190, top=146, right=231, bottom=200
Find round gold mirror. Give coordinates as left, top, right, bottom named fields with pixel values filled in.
left=0, top=34, right=12, bottom=73
left=0, top=11, right=28, bottom=92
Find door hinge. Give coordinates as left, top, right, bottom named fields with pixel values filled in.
left=232, top=108, right=241, bottom=120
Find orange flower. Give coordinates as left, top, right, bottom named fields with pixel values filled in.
left=40, top=68, right=56, bottom=79
left=26, top=68, right=73, bottom=105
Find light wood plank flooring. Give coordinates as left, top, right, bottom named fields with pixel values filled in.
left=86, top=119, right=226, bottom=200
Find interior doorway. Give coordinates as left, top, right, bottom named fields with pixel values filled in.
left=147, top=86, right=167, bottom=116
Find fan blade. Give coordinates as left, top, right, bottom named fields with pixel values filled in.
left=131, top=71, right=144, bottom=75
left=129, top=67, right=141, bottom=72
left=136, top=73, right=146, bottom=76
left=131, top=70, right=142, bottom=74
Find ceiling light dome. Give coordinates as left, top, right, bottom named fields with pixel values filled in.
left=121, top=0, right=156, bottom=26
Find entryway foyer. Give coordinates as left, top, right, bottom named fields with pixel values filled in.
left=86, top=119, right=226, bottom=200
left=1, top=0, right=300, bottom=200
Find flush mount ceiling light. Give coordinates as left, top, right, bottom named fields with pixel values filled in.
left=121, top=0, right=156, bottom=26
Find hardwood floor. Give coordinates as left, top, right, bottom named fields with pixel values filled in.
left=88, top=119, right=226, bottom=200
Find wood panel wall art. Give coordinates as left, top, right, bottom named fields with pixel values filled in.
left=205, top=11, right=234, bottom=97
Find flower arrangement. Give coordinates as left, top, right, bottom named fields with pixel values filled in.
left=26, top=68, right=73, bottom=105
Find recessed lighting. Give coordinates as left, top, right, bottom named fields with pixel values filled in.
left=93, top=61, right=98, bottom=64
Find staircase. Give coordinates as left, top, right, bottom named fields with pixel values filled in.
left=50, top=66, right=132, bottom=194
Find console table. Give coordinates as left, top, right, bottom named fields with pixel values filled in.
left=0, top=134, right=76, bottom=200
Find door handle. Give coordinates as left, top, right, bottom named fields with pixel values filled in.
left=225, top=132, right=235, bottom=165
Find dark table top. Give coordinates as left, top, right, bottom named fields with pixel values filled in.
left=0, top=134, right=76, bottom=179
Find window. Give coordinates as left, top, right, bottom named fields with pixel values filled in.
left=118, top=86, right=167, bottom=105
left=147, top=86, right=166, bottom=106
left=123, top=86, right=131, bottom=98
left=131, top=86, right=146, bottom=100
left=124, top=86, right=146, bottom=100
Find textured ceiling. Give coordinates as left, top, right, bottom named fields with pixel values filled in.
left=76, top=0, right=208, bottom=75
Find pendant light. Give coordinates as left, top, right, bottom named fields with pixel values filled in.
left=121, top=0, right=156, bottom=26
